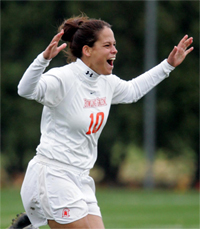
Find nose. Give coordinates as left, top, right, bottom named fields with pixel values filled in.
left=112, top=45, right=118, bottom=54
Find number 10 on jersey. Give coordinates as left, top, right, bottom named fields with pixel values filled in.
left=86, top=112, right=104, bottom=135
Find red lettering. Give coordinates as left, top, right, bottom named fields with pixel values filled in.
left=84, top=98, right=107, bottom=108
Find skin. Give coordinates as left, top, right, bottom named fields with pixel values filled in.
left=167, top=34, right=194, bottom=67
left=42, top=27, right=193, bottom=229
left=81, top=27, right=118, bottom=75
left=48, top=215, right=105, bottom=229
left=43, top=29, right=194, bottom=69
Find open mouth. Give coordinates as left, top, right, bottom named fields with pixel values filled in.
left=107, top=57, right=115, bottom=66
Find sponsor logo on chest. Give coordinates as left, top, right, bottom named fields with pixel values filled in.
left=84, top=97, right=107, bottom=108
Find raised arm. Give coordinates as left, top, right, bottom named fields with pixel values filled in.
left=112, top=35, right=194, bottom=104
left=167, top=35, right=193, bottom=67
left=43, top=29, right=67, bottom=60
left=18, top=30, right=66, bottom=100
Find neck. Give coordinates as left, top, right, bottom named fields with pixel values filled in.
left=81, top=56, right=97, bottom=74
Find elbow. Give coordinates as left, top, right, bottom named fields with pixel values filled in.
left=17, top=84, right=26, bottom=98
left=133, top=98, right=139, bottom=103
left=17, top=85, right=33, bottom=100
left=17, top=86, right=23, bottom=97
left=130, top=96, right=140, bottom=103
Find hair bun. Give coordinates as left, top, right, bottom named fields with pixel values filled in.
left=60, top=17, right=88, bottom=42
left=61, top=25, right=79, bottom=42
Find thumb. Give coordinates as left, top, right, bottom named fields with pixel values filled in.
left=167, top=46, right=177, bottom=67
left=171, top=46, right=178, bottom=56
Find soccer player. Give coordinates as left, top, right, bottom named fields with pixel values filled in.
left=10, top=14, right=193, bottom=229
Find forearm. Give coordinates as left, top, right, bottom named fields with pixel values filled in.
left=18, top=52, right=51, bottom=99
left=132, top=59, right=175, bottom=101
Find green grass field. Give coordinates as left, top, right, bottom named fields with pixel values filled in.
left=1, top=187, right=199, bottom=229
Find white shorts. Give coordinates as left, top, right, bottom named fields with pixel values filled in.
left=20, top=155, right=101, bottom=228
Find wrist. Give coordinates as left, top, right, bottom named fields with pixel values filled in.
left=43, top=51, right=50, bottom=60
left=164, top=59, right=175, bottom=71
left=37, top=52, right=51, bottom=65
left=167, top=59, right=174, bottom=67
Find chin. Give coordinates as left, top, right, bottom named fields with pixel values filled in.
left=98, top=66, right=113, bottom=75
left=102, top=72, right=112, bottom=75
left=103, top=70, right=113, bottom=75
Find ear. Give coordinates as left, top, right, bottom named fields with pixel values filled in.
left=82, top=45, right=92, bottom=57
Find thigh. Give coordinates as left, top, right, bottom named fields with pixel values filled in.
left=48, top=216, right=90, bottom=229
left=48, top=215, right=104, bottom=229
left=88, top=214, right=105, bottom=229
left=45, top=167, right=88, bottom=224
left=21, top=160, right=47, bottom=227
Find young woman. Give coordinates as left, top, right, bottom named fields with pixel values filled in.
left=16, top=15, right=193, bottom=229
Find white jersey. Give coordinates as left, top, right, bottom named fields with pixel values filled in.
left=18, top=53, right=174, bottom=170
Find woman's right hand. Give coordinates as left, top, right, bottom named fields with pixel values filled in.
left=43, top=29, right=67, bottom=60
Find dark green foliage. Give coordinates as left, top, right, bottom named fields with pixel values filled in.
left=1, top=1, right=199, bottom=184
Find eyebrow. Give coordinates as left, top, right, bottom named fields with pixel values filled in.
left=102, top=41, right=116, bottom=45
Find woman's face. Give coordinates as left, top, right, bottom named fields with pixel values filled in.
left=86, top=27, right=118, bottom=75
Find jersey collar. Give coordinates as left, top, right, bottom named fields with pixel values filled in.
left=75, top=58, right=99, bottom=83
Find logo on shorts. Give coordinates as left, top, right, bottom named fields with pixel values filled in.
left=62, top=208, right=70, bottom=218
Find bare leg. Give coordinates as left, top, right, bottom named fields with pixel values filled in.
left=48, top=216, right=90, bottom=229
left=48, top=215, right=104, bottom=229
left=88, top=215, right=105, bottom=229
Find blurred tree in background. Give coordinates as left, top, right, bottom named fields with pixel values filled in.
left=1, top=1, right=199, bottom=187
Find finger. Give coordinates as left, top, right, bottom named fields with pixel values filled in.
left=51, top=30, right=65, bottom=43
left=178, top=35, right=193, bottom=49
left=178, top=34, right=188, bottom=44
left=181, top=34, right=189, bottom=43
left=185, top=46, right=194, bottom=56
left=171, top=46, right=178, bottom=56
left=179, top=35, right=193, bottom=50
left=185, top=37, right=193, bottom=48
left=48, top=41, right=58, bottom=49
left=57, top=43, right=67, bottom=52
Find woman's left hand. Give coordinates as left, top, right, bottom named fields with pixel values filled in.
left=167, top=35, right=194, bottom=67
